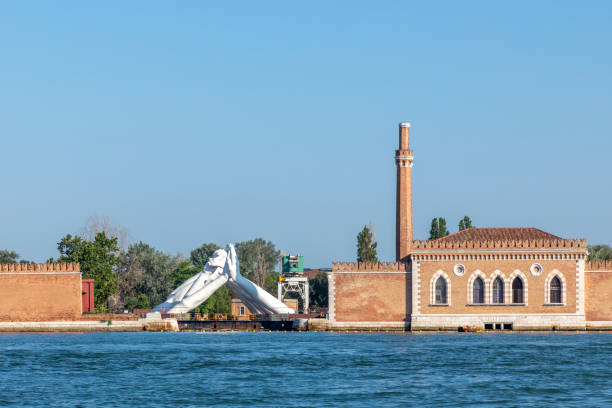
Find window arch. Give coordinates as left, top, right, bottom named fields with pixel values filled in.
left=435, top=277, right=447, bottom=304
left=509, top=270, right=528, bottom=305
left=512, top=277, right=524, bottom=304
left=473, top=277, right=484, bottom=304
left=467, top=270, right=487, bottom=305
left=492, top=277, right=504, bottom=304
left=430, top=271, right=451, bottom=306
left=550, top=276, right=562, bottom=304
left=545, top=271, right=566, bottom=305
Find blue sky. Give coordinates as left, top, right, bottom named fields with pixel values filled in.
left=1, top=1, right=611, bottom=267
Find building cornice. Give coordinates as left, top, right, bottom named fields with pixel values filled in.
left=412, top=248, right=588, bottom=255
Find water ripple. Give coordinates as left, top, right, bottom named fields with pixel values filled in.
left=0, top=332, right=611, bottom=407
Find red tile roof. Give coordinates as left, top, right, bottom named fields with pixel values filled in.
left=433, top=227, right=563, bottom=243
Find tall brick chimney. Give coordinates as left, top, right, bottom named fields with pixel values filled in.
left=396, top=122, right=413, bottom=262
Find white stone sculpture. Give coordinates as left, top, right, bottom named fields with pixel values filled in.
left=151, top=244, right=294, bottom=315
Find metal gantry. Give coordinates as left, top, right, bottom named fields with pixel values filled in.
left=277, top=276, right=309, bottom=313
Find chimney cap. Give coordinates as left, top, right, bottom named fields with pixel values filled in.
left=399, top=122, right=411, bottom=128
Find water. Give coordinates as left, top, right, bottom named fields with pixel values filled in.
left=1, top=332, right=611, bottom=407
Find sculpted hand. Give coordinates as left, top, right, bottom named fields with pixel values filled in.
left=224, top=244, right=238, bottom=281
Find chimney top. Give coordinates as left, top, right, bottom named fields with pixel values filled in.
left=399, top=122, right=411, bottom=128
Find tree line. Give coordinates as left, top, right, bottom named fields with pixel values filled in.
left=0, top=216, right=328, bottom=313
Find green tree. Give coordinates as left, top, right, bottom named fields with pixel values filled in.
left=169, top=260, right=201, bottom=288
left=197, top=285, right=231, bottom=314
left=588, top=245, right=612, bottom=262
left=264, top=271, right=280, bottom=295
left=124, top=294, right=151, bottom=310
left=135, top=294, right=150, bottom=309
left=309, top=272, right=328, bottom=309
left=429, top=217, right=449, bottom=239
left=356, top=225, right=378, bottom=262
left=458, top=216, right=473, bottom=231
left=429, top=218, right=440, bottom=240
left=57, top=232, right=121, bottom=311
left=235, top=238, right=280, bottom=289
left=0, top=250, right=20, bottom=264
left=438, top=218, right=449, bottom=237
left=190, top=243, right=221, bottom=268
left=118, top=242, right=184, bottom=308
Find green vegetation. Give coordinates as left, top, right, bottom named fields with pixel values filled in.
left=356, top=225, right=378, bottom=262
left=588, top=245, right=612, bottom=262
left=55, top=233, right=121, bottom=312
left=124, top=294, right=151, bottom=310
left=429, top=216, right=474, bottom=239
left=0, top=250, right=20, bottom=264
left=197, top=285, right=232, bottom=314
left=190, top=243, right=220, bottom=268
left=309, top=272, right=328, bottom=309
left=118, top=242, right=183, bottom=308
left=429, top=217, right=449, bottom=240
left=458, top=216, right=473, bottom=231
left=235, top=238, right=280, bottom=288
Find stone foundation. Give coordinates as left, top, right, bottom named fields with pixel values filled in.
left=411, top=313, right=586, bottom=331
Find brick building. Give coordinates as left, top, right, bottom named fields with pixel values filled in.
left=328, top=123, right=612, bottom=331
left=231, top=298, right=299, bottom=319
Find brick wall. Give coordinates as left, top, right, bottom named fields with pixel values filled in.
left=329, top=262, right=410, bottom=323
left=585, top=261, right=612, bottom=321
left=0, top=263, right=82, bottom=321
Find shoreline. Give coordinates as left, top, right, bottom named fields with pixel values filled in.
left=0, top=318, right=611, bottom=333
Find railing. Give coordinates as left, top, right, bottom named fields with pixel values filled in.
left=163, top=313, right=291, bottom=321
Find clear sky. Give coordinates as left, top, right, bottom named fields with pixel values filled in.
left=1, top=1, right=611, bottom=267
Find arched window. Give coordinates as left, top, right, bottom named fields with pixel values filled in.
left=492, top=277, right=504, bottom=304
left=435, top=277, right=447, bottom=304
left=512, top=277, right=524, bottom=304
left=473, top=277, right=484, bottom=304
left=550, top=276, right=562, bottom=304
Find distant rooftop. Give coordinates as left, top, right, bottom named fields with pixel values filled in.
left=432, top=227, right=563, bottom=243
left=411, top=227, right=586, bottom=251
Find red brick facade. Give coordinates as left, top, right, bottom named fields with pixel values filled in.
left=0, top=263, right=82, bottom=321
left=329, top=263, right=410, bottom=326
left=585, top=261, right=612, bottom=322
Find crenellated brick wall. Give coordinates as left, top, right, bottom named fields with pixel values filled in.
left=0, top=262, right=80, bottom=273
left=412, top=238, right=586, bottom=250
left=0, top=263, right=82, bottom=321
left=328, top=261, right=411, bottom=328
left=585, top=260, right=612, bottom=322
left=331, top=262, right=407, bottom=272
left=585, top=260, right=612, bottom=271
